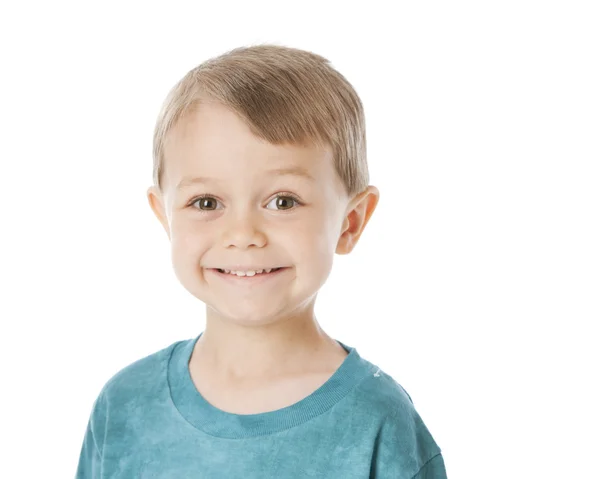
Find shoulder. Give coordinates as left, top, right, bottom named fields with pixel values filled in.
left=80, top=337, right=191, bottom=459
left=349, top=357, right=444, bottom=476
left=96, top=337, right=189, bottom=406
left=350, top=355, right=418, bottom=423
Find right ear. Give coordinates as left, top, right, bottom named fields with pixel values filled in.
left=146, top=186, right=171, bottom=240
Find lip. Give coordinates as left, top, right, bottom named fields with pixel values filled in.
left=206, top=267, right=291, bottom=285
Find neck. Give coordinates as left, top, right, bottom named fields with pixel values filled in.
left=190, top=304, right=344, bottom=383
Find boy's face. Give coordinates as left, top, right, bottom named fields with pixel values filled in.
left=147, top=101, right=377, bottom=325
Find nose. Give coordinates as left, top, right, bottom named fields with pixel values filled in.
left=221, top=209, right=267, bottom=250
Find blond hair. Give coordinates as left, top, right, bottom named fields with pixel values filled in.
left=152, top=44, right=369, bottom=197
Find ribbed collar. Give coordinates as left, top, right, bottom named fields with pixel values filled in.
left=168, top=332, right=374, bottom=438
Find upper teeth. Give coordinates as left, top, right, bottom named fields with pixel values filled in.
left=223, top=268, right=274, bottom=276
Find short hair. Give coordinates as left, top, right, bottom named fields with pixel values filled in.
left=152, top=44, right=369, bottom=197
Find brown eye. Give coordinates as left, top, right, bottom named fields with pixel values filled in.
left=266, top=195, right=300, bottom=211
left=192, top=196, right=221, bottom=210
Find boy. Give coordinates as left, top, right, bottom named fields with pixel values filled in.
left=76, top=44, right=447, bottom=478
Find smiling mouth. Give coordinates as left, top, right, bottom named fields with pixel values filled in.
left=214, top=267, right=285, bottom=276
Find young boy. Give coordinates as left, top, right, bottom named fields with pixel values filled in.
left=76, top=44, right=447, bottom=478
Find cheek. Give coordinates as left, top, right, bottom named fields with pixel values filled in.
left=170, top=225, right=211, bottom=265
left=173, top=216, right=211, bottom=241
left=308, top=208, right=341, bottom=251
left=291, top=218, right=336, bottom=267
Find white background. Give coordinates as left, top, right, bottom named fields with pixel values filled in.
left=1, top=1, right=598, bottom=477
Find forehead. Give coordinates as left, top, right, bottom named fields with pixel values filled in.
left=163, top=102, right=344, bottom=193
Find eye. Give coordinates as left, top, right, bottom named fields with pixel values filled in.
left=266, top=194, right=302, bottom=211
left=190, top=195, right=223, bottom=211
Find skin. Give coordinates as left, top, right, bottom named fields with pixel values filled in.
left=147, top=101, right=379, bottom=390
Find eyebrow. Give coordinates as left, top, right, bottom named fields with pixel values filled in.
left=176, top=166, right=316, bottom=190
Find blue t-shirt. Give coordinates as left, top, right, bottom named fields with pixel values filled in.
left=76, top=333, right=447, bottom=478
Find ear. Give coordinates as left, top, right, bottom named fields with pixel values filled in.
left=336, top=185, right=380, bottom=255
left=147, top=186, right=171, bottom=240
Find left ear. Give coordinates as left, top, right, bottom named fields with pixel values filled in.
left=336, top=185, right=380, bottom=255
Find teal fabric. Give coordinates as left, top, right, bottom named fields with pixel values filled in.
left=76, top=333, right=447, bottom=478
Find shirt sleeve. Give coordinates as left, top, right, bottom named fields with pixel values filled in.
left=370, top=399, right=447, bottom=478
left=411, top=453, right=448, bottom=479
left=75, top=392, right=107, bottom=478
